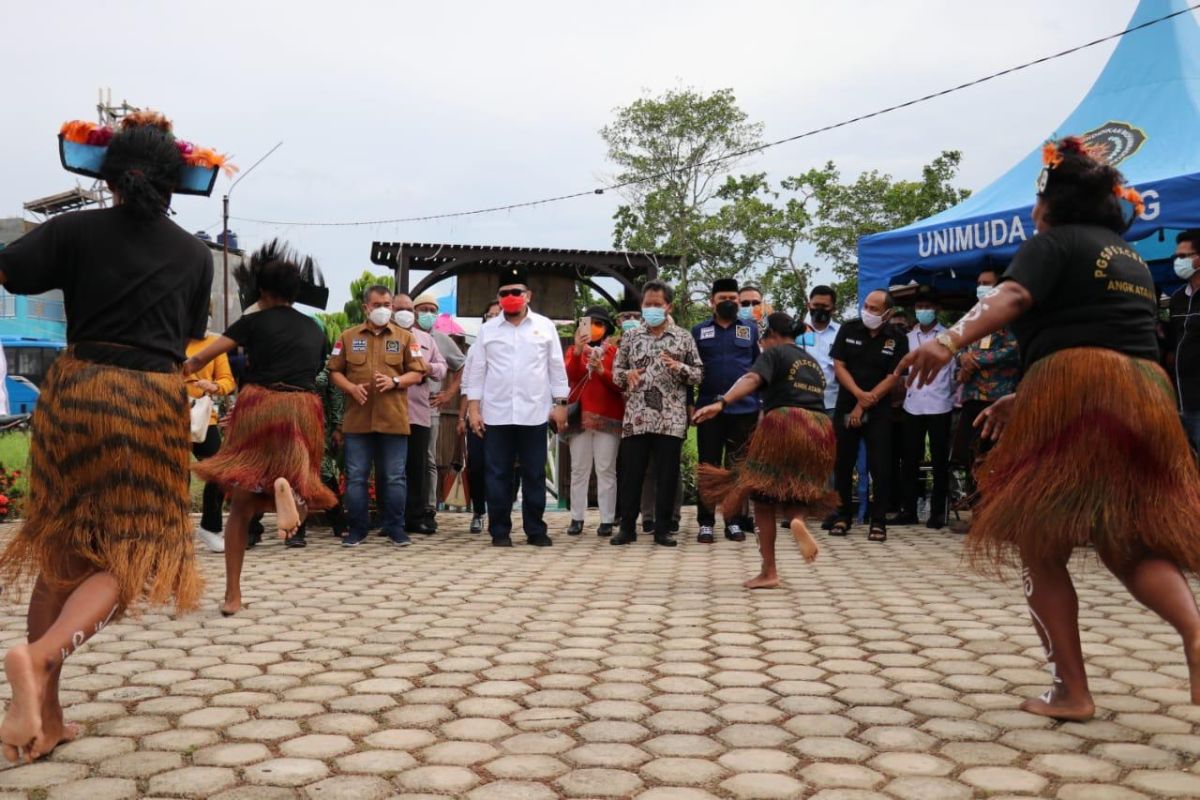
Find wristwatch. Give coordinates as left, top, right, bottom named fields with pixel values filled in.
left=717, top=396, right=728, bottom=409
left=391, top=376, right=401, bottom=388
left=553, top=399, right=568, bottom=407
left=935, top=332, right=959, bottom=355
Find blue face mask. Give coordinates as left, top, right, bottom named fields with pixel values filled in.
left=976, top=285, right=994, bottom=300
left=621, top=319, right=640, bottom=332
left=641, top=307, right=667, bottom=327
left=737, top=306, right=754, bottom=322
left=1175, top=257, right=1197, bottom=281
left=915, top=309, right=937, bottom=326
left=417, top=312, right=437, bottom=331
left=797, top=331, right=816, bottom=347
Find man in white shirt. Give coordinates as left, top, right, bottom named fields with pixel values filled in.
left=893, top=296, right=956, bottom=529
left=467, top=269, right=570, bottom=547
left=806, top=285, right=841, bottom=415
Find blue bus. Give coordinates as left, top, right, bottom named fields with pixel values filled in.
left=2, top=337, right=66, bottom=413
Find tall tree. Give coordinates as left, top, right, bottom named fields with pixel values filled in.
left=791, top=150, right=971, bottom=309
left=343, top=270, right=396, bottom=324
left=603, top=88, right=764, bottom=320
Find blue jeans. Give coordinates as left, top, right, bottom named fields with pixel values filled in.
left=345, top=433, right=408, bottom=538
left=484, top=423, right=548, bottom=541
left=1182, top=411, right=1200, bottom=454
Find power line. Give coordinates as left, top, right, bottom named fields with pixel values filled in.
left=233, top=3, right=1199, bottom=229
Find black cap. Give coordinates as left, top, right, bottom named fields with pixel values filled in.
left=498, top=264, right=529, bottom=287
left=711, top=277, right=739, bottom=295
left=582, top=305, right=615, bottom=333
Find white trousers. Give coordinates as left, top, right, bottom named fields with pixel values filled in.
left=569, top=429, right=620, bottom=523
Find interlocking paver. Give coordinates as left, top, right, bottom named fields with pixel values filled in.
left=3, top=514, right=1200, bottom=798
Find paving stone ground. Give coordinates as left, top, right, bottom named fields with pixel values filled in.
left=0, top=510, right=1197, bottom=799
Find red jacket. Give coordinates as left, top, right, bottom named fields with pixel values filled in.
left=564, top=342, right=625, bottom=422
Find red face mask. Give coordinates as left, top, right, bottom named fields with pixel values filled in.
left=499, top=294, right=526, bottom=314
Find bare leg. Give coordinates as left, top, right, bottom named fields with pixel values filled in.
left=785, top=506, right=819, bottom=563
left=2, top=572, right=120, bottom=762
left=25, top=578, right=80, bottom=759
left=222, top=490, right=256, bottom=616
left=1017, top=554, right=1095, bottom=721
left=1100, top=552, right=1200, bottom=704
left=274, top=478, right=303, bottom=539
left=745, top=505, right=780, bottom=589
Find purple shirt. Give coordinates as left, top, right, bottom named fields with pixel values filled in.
left=405, top=328, right=447, bottom=427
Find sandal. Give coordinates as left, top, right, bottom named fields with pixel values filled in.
left=829, top=520, right=851, bottom=537
left=868, top=525, right=887, bottom=543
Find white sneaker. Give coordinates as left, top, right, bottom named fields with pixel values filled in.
left=197, top=527, right=225, bottom=553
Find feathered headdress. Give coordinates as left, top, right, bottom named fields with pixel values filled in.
left=234, top=240, right=329, bottom=311
left=58, top=109, right=237, bottom=197
left=1038, top=135, right=1145, bottom=218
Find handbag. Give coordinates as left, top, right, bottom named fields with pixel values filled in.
left=555, top=374, right=589, bottom=438
left=190, top=394, right=213, bottom=444
left=442, top=432, right=470, bottom=508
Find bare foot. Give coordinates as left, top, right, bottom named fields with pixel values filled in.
left=1020, top=690, right=1095, bottom=722
left=31, top=715, right=80, bottom=760
left=274, top=478, right=300, bottom=539
left=1, top=645, right=45, bottom=763
left=220, top=598, right=241, bottom=617
left=790, top=519, right=819, bottom=563
left=744, top=573, right=780, bottom=590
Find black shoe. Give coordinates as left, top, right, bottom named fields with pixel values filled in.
left=642, top=520, right=655, bottom=535
left=567, top=520, right=584, bottom=536
left=611, top=531, right=637, bottom=546
left=724, top=524, right=746, bottom=542
left=820, top=512, right=838, bottom=531
left=697, top=525, right=715, bottom=544
left=597, top=523, right=614, bottom=537
left=284, top=532, right=307, bottom=548
left=670, top=521, right=680, bottom=533
left=407, top=522, right=435, bottom=535
left=654, top=535, right=678, bottom=547
left=424, top=512, right=439, bottom=532
left=926, top=516, right=946, bottom=530
left=888, top=512, right=919, bottom=526
left=492, top=537, right=513, bottom=547
left=469, top=515, right=484, bottom=533
left=528, top=535, right=553, bottom=547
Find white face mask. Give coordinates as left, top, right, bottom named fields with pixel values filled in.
left=976, top=285, right=994, bottom=300
left=393, top=309, right=415, bottom=329
left=1175, top=257, right=1197, bottom=281
left=861, top=309, right=885, bottom=330
left=368, top=307, right=393, bottom=327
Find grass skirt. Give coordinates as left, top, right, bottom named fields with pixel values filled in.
left=968, top=347, right=1200, bottom=574
left=193, top=384, right=336, bottom=510
left=698, top=406, right=837, bottom=516
left=0, top=353, right=201, bottom=612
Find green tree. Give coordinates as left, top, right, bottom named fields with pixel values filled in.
left=602, top=87, right=764, bottom=320
left=314, top=311, right=350, bottom=348
left=343, top=270, right=396, bottom=323
left=790, top=150, right=971, bottom=309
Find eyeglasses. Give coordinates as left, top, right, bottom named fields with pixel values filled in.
left=740, top=299, right=762, bottom=307
left=498, top=288, right=525, bottom=298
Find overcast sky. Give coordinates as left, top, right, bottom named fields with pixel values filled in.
left=0, top=0, right=1166, bottom=309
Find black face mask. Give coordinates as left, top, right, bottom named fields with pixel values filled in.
left=715, top=300, right=738, bottom=321
left=809, top=308, right=832, bottom=325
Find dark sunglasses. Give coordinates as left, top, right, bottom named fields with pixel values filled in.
left=739, top=299, right=762, bottom=307
left=498, top=288, right=525, bottom=298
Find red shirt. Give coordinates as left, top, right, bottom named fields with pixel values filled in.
left=564, top=342, right=625, bottom=425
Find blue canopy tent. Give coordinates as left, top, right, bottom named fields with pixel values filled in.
left=858, top=0, right=1200, bottom=304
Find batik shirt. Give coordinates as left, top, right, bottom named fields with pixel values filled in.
left=613, top=323, right=703, bottom=439
left=959, top=327, right=1020, bottom=403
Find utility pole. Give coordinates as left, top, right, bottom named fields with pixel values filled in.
left=221, top=141, right=283, bottom=329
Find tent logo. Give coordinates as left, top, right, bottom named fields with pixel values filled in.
left=1079, top=121, right=1147, bottom=167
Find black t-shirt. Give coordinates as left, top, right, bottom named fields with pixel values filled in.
left=0, top=207, right=212, bottom=363
left=224, top=306, right=326, bottom=391
left=749, top=343, right=826, bottom=413
left=1004, top=224, right=1158, bottom=367
left=830, top=319, right=909, bottom=414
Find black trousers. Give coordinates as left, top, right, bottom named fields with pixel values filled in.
left=901, top=411, right=952, bottom=520
left=696, top=411, right=757, bottom=527
left=834, top=410, right=892, bottom=526
left=404, top=424, right=431, bottom=527
left=191, top=424, right=224, bottom=533
left=466, top=428, right=487, bottom=515
left=952, top=399, right=996, bottom=499
left=618, top=433, right=683, bottom=539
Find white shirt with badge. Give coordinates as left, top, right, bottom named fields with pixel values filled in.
left=465, top=310, right=571, bottom=427
left=903, top=323, right=957, bottom=416
left=809, top=321, right=840, bottom=412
